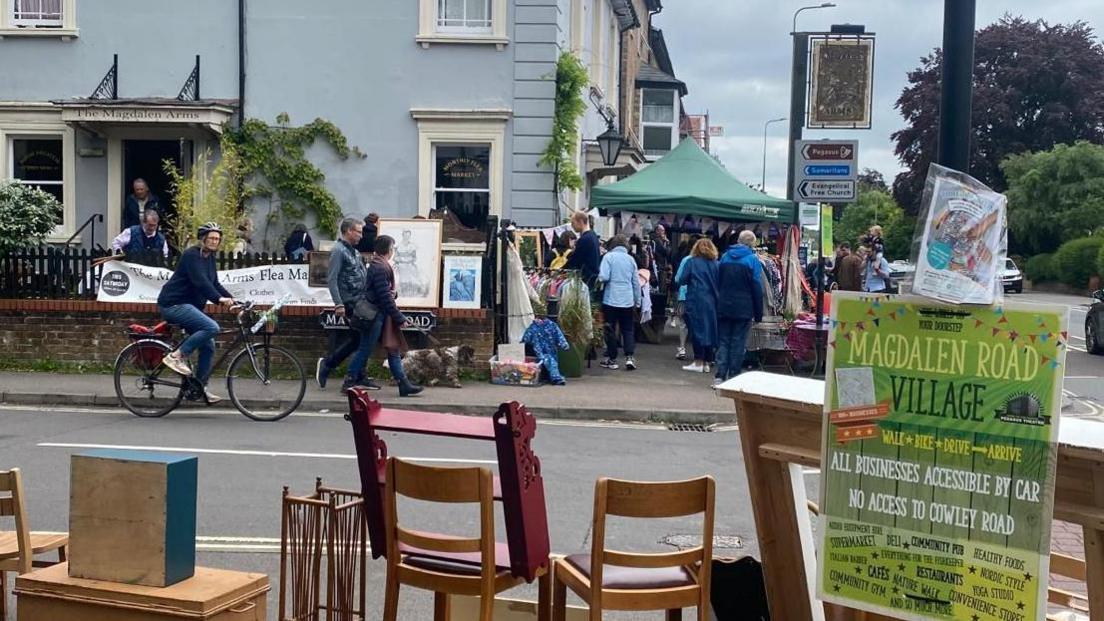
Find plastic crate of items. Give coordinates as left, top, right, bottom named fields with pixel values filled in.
left=488, top=356, right=543, bottom=387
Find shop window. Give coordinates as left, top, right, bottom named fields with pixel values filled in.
left=417, top=0, right=506, bottom=47
left=434, top=144, right=491, bottom=229
left=11, top=137, right=64, bottom=227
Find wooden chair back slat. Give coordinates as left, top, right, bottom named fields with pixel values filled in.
left=389, top=459, right=484, bottom=504
left=1050, top=552, right=1087, bottom=581
left=0, top=497, right=13, bottom=516
left=603, top=547, right=704, bottom=569
left=396, top=527, right=482, bottom=555
left=602, top=477, right=713, bottom=518
left=0, top=468, right=34, bottom=574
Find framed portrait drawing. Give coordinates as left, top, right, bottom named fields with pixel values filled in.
left=442, top=255, right=482, bottom=309
left=515, top=230, right=543, bottom=269
left=378, top=218, right=443, bottom=308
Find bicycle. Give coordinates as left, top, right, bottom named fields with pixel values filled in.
left=112, top=298, right=306, bottom=422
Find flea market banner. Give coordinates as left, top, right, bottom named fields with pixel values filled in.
left=96, top=260, right=334, bottom=306
left=817, top=292, right=1068, bottom=621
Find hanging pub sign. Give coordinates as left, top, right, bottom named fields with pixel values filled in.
left=817, top=293, right=1067, bottom=621
left=318, top=309, right=437, bottom=332
left=808, top=35, right=875, bottom=129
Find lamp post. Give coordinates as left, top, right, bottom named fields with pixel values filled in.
left=785, top=2, right=836, bottom=201
left=596, top=121, right=624, bottom=168
left=761, top=117, right=787, bottom=192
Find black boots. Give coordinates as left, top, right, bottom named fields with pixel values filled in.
left=398, top=379, right=423, bottom=397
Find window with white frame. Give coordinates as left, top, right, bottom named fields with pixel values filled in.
left=418, top=0, right=505, bottom=45
left=1, top=0, right=76, bottom=34
left=434, top=144, right=491, bottom=229
left=437, top=0, right=491, bottom=33
left=10, top=137, right=65, bottom=226
left=640, top=88, right=677, bottom=157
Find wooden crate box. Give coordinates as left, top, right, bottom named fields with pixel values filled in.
left=15, top=563, right=267, bottom=621
left=68, top=450, right=198, bottom=587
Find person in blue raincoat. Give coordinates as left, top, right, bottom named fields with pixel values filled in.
left=676, top=238, right=719, bottom=374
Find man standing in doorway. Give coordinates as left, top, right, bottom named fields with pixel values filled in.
left=123, top=178, right=161, bottom=229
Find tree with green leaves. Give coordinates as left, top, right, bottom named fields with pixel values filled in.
left=892, top=17, right=1104, bottom=215
left=835, top=190, right=911, bottom=260
left=1002, top=141, right=1104, bottom=255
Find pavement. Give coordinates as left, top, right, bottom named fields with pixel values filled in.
left=0, top=332, right=738, bottom=424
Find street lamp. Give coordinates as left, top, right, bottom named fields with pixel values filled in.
left=787, top=2, right=837, bottom=200
left=761, top=117, right=787, bottom=192
left=596, top=121, right=623, bottom=167
left=793, top=2, right=836, bottom=34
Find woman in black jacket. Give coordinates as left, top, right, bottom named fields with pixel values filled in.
left=346, top=235, right=423, bottom=396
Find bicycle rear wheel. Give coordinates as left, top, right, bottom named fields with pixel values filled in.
left=113, top=340, right=185, bottom=418
left=226, top=344, right=306, bottom=422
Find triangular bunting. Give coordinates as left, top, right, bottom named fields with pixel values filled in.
left=992, top=328, right=1001, bottom=337
left=1062, top=331, right=1069, bottom=341
left=843, top=333, right=852, bottom=341
left=873, top=318, right=881, bottom=327
left=889, top=312, right=897, bottom=320
left=867, top=308, right=876, bottom=316
left=995, top=307, right=1004, bottom=315
left=1050, top=360, right=1060, bottom=369
left=1041, top=333, right=1050, bottom=343
left=999, top=316, right=1009, bottom=324
left=856, top=322, right=865, bottom=331
left=1008, top=330, right=1019, bottom=341
left=1041, top=355, right=1050, bottom=365
left=974, top=320, right=984, bottom=328
left=1029, top=334, right=1037, bottom=343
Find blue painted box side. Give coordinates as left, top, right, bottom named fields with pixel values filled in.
left=164, top=457, right=198, bottom=585
left=77, top=449, right=197, bottom=465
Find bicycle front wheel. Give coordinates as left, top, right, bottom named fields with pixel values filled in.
left=226, top=344, right=306, bottom=422
left=113, top=340, right=185, bottom=418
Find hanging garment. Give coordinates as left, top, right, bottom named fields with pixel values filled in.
left=522, top=319, right=569, bottom=385
left=638, top=269, right=653, bottom=323
left=507, top=243, right=536, bottom=344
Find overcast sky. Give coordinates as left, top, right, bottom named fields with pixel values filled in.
left=655, top=0, right=1104, bottom=197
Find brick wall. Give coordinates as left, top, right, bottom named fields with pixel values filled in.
left=0, top=300, right=495, bottom=366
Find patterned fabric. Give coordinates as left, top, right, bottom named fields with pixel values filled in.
left=522, top=319, right=569, bottom=384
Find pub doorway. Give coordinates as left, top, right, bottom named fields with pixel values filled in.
left=123, top=139, right=193, bottom=245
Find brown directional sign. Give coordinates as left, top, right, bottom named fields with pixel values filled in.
left=801, top=143, right=855, bottom=160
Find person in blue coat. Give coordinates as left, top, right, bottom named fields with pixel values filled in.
left=714, top=231, right=764, bottom=385
left=676, top=238, right=719, bottom=373
left=597, top=235, right=642, bottom=370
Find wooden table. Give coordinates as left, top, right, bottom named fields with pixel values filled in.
left=719, top=371, right=1104, bottom=621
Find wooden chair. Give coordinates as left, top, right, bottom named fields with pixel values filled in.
left=553, top=476, right=715, bottom=621
left=382, top=457, right=547, bottom=621
left=0, top=468, right=68, bottom=621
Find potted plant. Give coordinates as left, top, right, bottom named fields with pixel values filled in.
left=555, top=274, right=592, bottom=377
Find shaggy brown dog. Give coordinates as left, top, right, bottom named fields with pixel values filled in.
left=394, top=345, right=475, bottom=388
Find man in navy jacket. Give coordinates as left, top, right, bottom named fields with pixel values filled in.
left=564, top=210, right=600, bottom=285
left=714, top=230, right=764, bottom=385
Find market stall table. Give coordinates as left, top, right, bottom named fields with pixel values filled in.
left=719, top=371, right=1104, bottom=621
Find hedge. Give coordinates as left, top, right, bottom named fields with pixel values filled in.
left=1024, top=253, right=1056, bottom=283
left=1054, top=236, right=1104, bottom=289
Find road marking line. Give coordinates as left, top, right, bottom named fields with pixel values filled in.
left=37, top=442, right=497, bottom=465
left=1065, top=376, right=1098, bottom=379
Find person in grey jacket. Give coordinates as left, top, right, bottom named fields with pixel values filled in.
left=598, top=235, right=642, bottom=370
left=316, top=217, right=380, bottom=391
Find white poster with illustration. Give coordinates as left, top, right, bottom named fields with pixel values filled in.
left=378, top=218, right=443, bottom=308
left=442, top=255, right=482, bottom=309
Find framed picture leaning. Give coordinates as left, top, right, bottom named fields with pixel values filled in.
left=442, top=255, right=482, bottom=309
left=377, top=218, right=443, bottom=308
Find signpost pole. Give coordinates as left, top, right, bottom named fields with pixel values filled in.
left=937, top=0, right=976, bottom=171
left=786, top=32, right=810, bottom=201
left=816, top=203, right=825, bottom=330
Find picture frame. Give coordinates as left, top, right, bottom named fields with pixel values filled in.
left=515, top=230, right=543, bottom=269
left=378, top=218, right=443, bottom=308
left=442, top=254, right=483, bottom=309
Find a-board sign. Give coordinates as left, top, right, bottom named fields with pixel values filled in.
left=318, top=309, right=437, bottom=332
left=818, top=293, right=1067, bottom=621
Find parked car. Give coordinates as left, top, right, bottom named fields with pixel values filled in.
left=1087, top=290, right=1104, bottom=354
left=1002, top=258, right=1023, bottom=293
left=888, top=260, right=915, bottom=281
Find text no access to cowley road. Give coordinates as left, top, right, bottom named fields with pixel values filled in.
left=795, top=139, right=858, bottom=203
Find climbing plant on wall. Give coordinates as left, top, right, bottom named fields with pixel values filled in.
left=540, top=52, right=589, bottom=192
left=224, top=113, right=365, bottom=238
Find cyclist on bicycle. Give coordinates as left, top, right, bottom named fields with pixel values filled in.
left=159, top=221, right=236, bottom=403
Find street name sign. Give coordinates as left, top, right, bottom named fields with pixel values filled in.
left=794, top=139, right=858, bottom=203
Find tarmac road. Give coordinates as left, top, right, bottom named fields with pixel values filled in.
left=2, top=404, right=754, bottom=620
